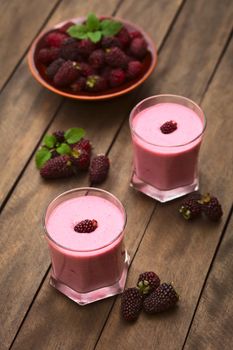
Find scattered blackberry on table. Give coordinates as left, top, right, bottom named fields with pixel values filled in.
left=121, top=288, right=143, bottom=321
left=50, top=149, right=59, bottom=158
left=137, top=271, right=160, bottom=295
left=37, top=47, right=60, bottom=65
left=74, top=219, right=98, bottom=233
left=40, top=155, right=73, bottom=179
left=129, top=37, right=148, bottom=58
left=73, top=138, right=92, bottom=155
left=200, top=194, right=223, bottom=221
left=160, top=120, right=177, bottom=134
left=127, top=60, right=143, bottom=79
left=45, top=31, right=68, bottom=48
left=85, top=75, right=108, bottom=92
left=71, top=147, right=90, bottom=171
left=89, top=155, right=110, bottom=184
left=105, top=47, right=129, bottom=68
left=89, top=49, right=105, bottom=69
left=143, top=283, right=179, bottom=313
left=54, top=61, right=80, bottom=87
left=46, top=58, right=65, bottom=79
left=109, top=68, right=126, bottom=87
left=179, top=193, right=202, bottom=220
left=53, top=130, right=65, bottom=143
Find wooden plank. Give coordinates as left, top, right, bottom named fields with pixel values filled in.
left=184, top=215, right=233, bottom=350
left=0, top=0, right=59, bottom=90
left=10, top=1, right=233, bottom=349
left=1, top=1, right=186, bottom=349
left=0, top=0, right=120, bottom=208
left=95, top=34, right=233, bottom=350
left=183, top=48, right=233, bottom=350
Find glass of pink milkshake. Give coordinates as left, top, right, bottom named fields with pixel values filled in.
left=130, top=94, right=206, bottom=202
left=44, top=187, right=130, bottom=305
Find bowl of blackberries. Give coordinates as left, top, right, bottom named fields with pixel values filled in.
left=28, top=13, right=157, bottom=100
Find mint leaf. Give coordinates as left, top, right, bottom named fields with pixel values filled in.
left=35, top=148, right=51, bottom=169
left=87, top=31, right=102, bottom=43
left=68, top=24, right=88, bottom=39
left=86, top=13, right=100, bottom=31
left=56, top=143, right=71, bottom=155
left=43, top=134, right=56, bottom=148
left=101, top=19, right=122, bottom=37
left=64, top=128, right=85, bottom=144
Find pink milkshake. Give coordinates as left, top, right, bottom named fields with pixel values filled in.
left=130, top=95, right=206, bottom=202
left=44, top=188, right=129, bottom=305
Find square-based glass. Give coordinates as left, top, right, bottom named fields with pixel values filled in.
left=44, top=187, right=130, bottom=305
left=129, top=95, right=206, bottom=202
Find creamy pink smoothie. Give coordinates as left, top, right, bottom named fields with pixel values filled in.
left=131, top=102, right=204, bottom=190
left=45, top=193, right=126, bottom=294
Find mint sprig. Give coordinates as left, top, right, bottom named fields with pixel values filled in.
left=67, top=13, right=122, bottom=43
left=35, top=148, right=52, bottom=169
left=35, top=127, right=86, bottom=169
left=64, top=127, right=85, bottom=144
left=56, top=143, right=71, bottom=155
left=43, top=134, right=56, bottom=148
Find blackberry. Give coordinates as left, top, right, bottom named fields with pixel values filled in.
left=179, top=193, right=202, bottom=220
left=160, top=120, right=177, bottom=134
left=137, top=271, right=160, bottom=295
left=60, top=37, right=81, bottom=61
left=105, top=47, right=128, bottom=68
left=201, top=194, right=223, bottom=221
left=130, top=37, right=147, bottom=58
left=40, top=155, right=73, bottom=179
left=109, top=68, right=125, bottom=87
left=121, top=288, right=143, bottom=321
left=37, top=47, right=60, bottom=65
left=71, top=147, right=90, bottom=170
left=54, top=61, right=80, bottom=87
left=89, top=49, right=105, bottom=69
left=89, top=155, right=110, bottom=184
left=53, top=130, right=65, bottom=143
left=74, top=219, right=98, bottom=233
left=85, top=75, right=108, bottom=92
left=127, top=60, right=143, bottom=80
left=101, top=36, right=121, bottom=49
left=46, top=58, right=65, bottom=79
left=143, top=283, right=179, bottom=313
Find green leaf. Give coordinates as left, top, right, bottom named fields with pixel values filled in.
left=64, top=128, right=85, bottom=144
left=86, top=13, right=100, bottom=31
left=67, top=24, right=88, bottom=39
left=101, top=19, right=122, bottom=37
left=56, top=143, right=71, bottom=155
left=43, top=134, right=56, bottom=148
left=35, top=148, right=51, bottom=169
left=87, top=31, right=102, bottom=43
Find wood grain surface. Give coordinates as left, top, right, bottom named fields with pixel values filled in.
left=2, top=1, right=185, bottom=349
left=0, top=0, right=232, bottom=349
left=0, top=0, right=60, bottom=90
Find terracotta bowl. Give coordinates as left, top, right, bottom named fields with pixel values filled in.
left=28, top=17, right=157, bottom=101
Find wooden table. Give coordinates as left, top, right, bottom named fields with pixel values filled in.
left=1, top=1, right=233, bottom=349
